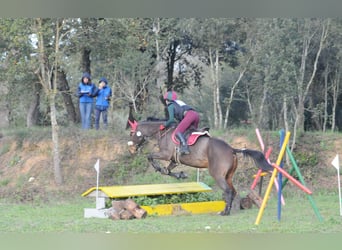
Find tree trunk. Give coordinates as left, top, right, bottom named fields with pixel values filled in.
left=81, top=48, right=91, bottom=74
left=35, top=18, right=63, bottom=185
left=283, top=96, right=289, bottom=133
left=208, top=47, right=219, bottom=129
left=323, top=65, right=329, bottom=132
left=56, top=68, right=78, bottom=123
left=296, top=19, right=329, bottom=134
left=50, top=95, right=63, bottom=185
left=166, top=40, right=178, bottom=88
left=26, top=81, right=41, bottom=127
left=331, top=68, right=340, bottom=132
left=223, top=57, right=250, bottom=129
left=215, top=49, right=222, bottom=129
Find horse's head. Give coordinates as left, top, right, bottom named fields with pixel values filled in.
left=127, top=120, right=144, bottom=153
left=127, top=119, right=164, bottom=154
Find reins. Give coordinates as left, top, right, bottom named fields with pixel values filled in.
left=135, top=124, right=168, bottom=150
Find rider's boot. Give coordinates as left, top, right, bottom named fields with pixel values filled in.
left=176, top=132, right=190, bottom=155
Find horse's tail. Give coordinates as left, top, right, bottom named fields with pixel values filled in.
left=232, top=148, right=273, bottom=172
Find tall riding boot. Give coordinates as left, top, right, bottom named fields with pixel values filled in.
left=176, top=132, right=190, bottom=155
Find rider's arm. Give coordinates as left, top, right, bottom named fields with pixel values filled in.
left=164, top=103, right=175, bottom=127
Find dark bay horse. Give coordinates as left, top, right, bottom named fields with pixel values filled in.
left=127, top=119, right=273, bottom=215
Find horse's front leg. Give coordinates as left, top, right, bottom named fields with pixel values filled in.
left=147, top=152, right=187, bottom=179
left=147, top=153, right=175, bottom=176
left=147, top=153, right=163, bottom=173
left=147, top=149, right=172, bottom=173
left=165, top=161, right=187, bottom=179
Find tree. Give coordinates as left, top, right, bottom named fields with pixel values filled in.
left=0, top=18, right=40, bottom=127
left=33, top=18, right=69, bottom=185
left=185, top=18, right=247, bottom=129
left=320, top=19, right=342, bottom=132
left=1, top=17, right=342, bottom=136
left=292, top=19, right=329, bottom=142
left=243, top=19, right=292, bottom=130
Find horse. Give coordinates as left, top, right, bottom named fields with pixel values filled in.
left=127, top=119, right=273, bottom=216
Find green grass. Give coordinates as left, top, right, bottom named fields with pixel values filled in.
left=0, top=193, right=341, bottom=233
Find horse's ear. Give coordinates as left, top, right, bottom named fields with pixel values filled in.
left=128, top=119, right=133, bottom=127
left=128, top=120, right=138, bottom=131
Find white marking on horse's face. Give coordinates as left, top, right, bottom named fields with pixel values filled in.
left=136, top=131, right=142, bottom=137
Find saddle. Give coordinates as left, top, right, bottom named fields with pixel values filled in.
left=172, top=127, right=210, bottom=146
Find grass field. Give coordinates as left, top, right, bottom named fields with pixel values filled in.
left=1, top=128, right=342, bottom=249
left=0, top=192, right=341, bottom=233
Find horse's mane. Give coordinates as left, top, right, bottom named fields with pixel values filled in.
left=137, top=117, right=166, bottom=127
left=145, top=116, right=166, bottom=122
left=138, top=116, right=177, bottom=130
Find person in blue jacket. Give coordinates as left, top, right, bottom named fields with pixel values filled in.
left=76, top=72, right=96, bottom=129
left=93, top=77, right=112, bottom=130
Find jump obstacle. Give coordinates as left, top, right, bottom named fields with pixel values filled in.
left=253, top=129, right=323, bottom=225
left=82, top=181, right=225, bottom=218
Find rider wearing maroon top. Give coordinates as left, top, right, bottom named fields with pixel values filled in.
left=163, top=90, right=200, bottom=155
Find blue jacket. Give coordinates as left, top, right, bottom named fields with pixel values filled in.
left=77, top=82, right=96, bottom=103
left=76, top=72, right=96, bottom=103
left=94, top=85, right=112, bottom=108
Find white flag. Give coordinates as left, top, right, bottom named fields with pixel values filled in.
left=331, top=155, right=340, bottom=171
left=94, top=159, right=100, bottom=173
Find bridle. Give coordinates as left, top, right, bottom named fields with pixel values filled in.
left=129, top=123, right=165, bottom=151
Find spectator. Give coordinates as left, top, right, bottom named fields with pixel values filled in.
left=93, top=77, right=112, bottom=130
left=76, top=72, right=96, bottom=129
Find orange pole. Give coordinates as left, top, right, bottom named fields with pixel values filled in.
left=272, top=163, right=312, bottom=194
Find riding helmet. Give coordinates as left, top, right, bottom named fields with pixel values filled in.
left=163, top=90, right=177, bottom=101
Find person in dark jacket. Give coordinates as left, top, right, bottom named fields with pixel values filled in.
left=76, top=72, right=96, bottom=129
left=93, top=77, right=112, bottom=130
left=162, top=90, right=200, bottom=155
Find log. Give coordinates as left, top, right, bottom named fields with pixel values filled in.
left=106, top=207, right=120, bottom=220
left=130, top=207, right=147, bottom=219
left=120, top=209, right=135, bottom=220
left=124, top=199, right=139, bottom=211
left=112, top=200, right=125, bottom=211
left=240, top=196, right=253, bottom=209
left=110, top=199, right=147, bottom=220
left=247, top=190, right=263, bottom=208
left=124, top=199, right=147, bottom=219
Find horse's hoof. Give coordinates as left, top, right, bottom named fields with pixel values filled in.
left=153, top=167, right=162, bottom=173
left=179, top=171, right=188, bottom=179
left=161, top=168, right=169, bottom=175
left=219, top=211, right=230, bottom=216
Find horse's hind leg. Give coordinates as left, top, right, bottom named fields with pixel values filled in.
left=216, top=154, right=238, bottom=216
left=224, top=154, right=238, bottom=215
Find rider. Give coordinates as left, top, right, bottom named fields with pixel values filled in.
left=162, top=90, right=200, bottom=155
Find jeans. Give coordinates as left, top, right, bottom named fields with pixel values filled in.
left=95, top=107, right=108, bottom=130
left=79, top=102, right=93, bottom=129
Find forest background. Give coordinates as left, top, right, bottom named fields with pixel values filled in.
left=0, top=18, right=341, bottom=187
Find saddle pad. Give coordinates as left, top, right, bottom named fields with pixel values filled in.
left=187, top=131, right=210, bottom=145
left=172, top=131, right=210, bottom=145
